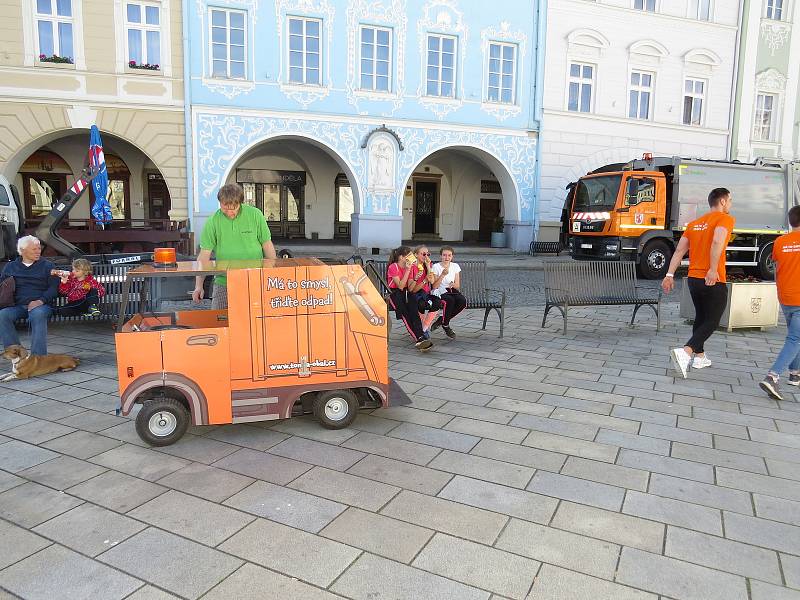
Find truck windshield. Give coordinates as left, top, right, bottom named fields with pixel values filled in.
left=573, top=175, right=622, bottom=211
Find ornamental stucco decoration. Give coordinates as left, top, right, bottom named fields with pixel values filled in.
left=760, top=20, right=791, bottom=56
left=479, top=20, right=527, bottom=121
left=361, top=124, right=405, bottom=150
left=345, top=0, right=408, bottom=115
left=755, top=67, right=787, bottom=94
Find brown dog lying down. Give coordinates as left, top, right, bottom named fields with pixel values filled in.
left=1, top=345, right=80, bottom=381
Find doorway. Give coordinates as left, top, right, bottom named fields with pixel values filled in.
left=237, top=170, right=306, bottom=238
left=414, top=181, right=437, bottom=234
left=479, top=198, right=501, bottom=242
left=147, top=173, right=171, bottom=220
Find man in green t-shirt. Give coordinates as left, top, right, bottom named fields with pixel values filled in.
left=192, top=183, right=277, bottom=309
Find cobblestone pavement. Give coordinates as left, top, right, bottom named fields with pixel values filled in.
left=0, top=284, right=799, bottom=600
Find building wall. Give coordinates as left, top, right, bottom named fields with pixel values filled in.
left=0, top=0, right=188, bottom=219
left=538, top=0, right=741, bottom=225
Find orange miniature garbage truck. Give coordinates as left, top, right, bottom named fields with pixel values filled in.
left=114, top=258, right=390, bottom=446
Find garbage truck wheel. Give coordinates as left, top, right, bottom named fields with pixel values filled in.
left=314, top=390, right=358, bottom=429
left=135, top=397, right=190, bottom=446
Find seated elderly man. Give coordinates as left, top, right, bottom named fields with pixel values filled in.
left=0, top=236, right=59, bottom=356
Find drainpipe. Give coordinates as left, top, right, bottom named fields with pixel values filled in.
left=728, top=0, right=746, bottom=161
left=181, top=0, right=195, bottom=237
left=532, top=0, right=548, bottom=242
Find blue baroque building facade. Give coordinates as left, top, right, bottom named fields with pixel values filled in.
left=184, top=0, right=544, bottom=251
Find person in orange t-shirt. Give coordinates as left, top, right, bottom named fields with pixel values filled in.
left=760, top=205, right=800, bottom=401
left=662, top=188, right=734, bottom=378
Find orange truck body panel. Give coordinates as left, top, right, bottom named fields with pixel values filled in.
left=115, top=259, right=389, bottom=426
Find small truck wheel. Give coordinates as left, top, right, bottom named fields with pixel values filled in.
left=313, top=390, right=358, bottom=429
left=135, top=397, right=190, bottom=446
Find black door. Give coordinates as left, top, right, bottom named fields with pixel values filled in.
left=414, top=181, right=436, bottom=234
left=479, top=198, right=500, bottom=242
left=147, top=174, right=171, bottom=220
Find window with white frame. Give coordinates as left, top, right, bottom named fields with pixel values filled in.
left=682, top=78, right=705, bottom=126
left=753, top=93, right=776, bottom=140
left=567, top=62, right=594, bottom=112
left=35, top=0, right=74, bottom=61
left=487, top=42, right=516, bottom=104
left=126, top=2, right=160, bottom=68
left=426, top=34, right=457, bottom=97
left=634, top=0, right=656, bottom=11
left=210, top=8, right=245, bottom=79
left=629, top=71, right=652, bottom=119
left=360, top=26, right=391, bottom=92
left=289, top=17, right=321, bottom=85
left=695, top=0, right=711, bottom=20
left=765, top=0, right=784, bottom=19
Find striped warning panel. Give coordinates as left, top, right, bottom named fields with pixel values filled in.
left=572, top=212, right=611, bottom=220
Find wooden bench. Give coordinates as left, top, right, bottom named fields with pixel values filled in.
left=542, top=261, right=661, bottom=335
left=364, top=259, right=506, bottom=337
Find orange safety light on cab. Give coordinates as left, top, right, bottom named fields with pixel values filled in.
left=153, top=247, right=177, bottom=267
left=643, top=153, right=653, bottom=161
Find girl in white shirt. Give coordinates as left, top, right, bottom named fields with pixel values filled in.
left=430, top=246, right=467, bottom=338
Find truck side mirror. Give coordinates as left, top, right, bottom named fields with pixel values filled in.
left=625, top=179, right=640, bottom=206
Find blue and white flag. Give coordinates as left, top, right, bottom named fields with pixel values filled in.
left=88, top=125, right=112, bottom=226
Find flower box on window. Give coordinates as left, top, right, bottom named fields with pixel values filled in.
left=129, top=60, right=160, bottom=71
left=39, top=54, right=73, bottom=64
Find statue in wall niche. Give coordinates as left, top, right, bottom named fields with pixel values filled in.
left=368, top=135, right=395, bottom=194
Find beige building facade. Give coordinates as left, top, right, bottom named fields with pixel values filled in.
left=0, top=0, right=187, bottom=238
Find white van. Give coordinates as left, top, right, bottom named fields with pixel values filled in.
left=0, top=174, right=23, bottom=260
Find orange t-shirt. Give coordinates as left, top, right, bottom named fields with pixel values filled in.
left=683, top=211, right=735, bottom=282
left=773, top=231, right=800, bottom=306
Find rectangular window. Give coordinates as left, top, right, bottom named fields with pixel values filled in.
left=567, top=62, right=594, bottom=113
left=634, top=0, right=656, bottom=11
left=487, top=42, right=516, bottom=104
left=426, top=34, right=457, bottom=97
left=753, top=93, right=775, bottom=141
left=682, top=78, right=705, bottom=126
left=696, top=0, right=711, bottom=20
left=628, top=71, right=652, bottom=120
left=36, top=0, right=74, bottom=61
left=766, top=0, right=783, bottom=19
left=360, top=26, right=391, bottom=92
left=126, top=2, right=161, bottom=67
left=210, top=8, right=246, bottom=79
left=289, top=17, right=321, bottom=85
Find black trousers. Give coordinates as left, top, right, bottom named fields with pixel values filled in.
left=57, top=289, right=100, bottom=317
left=389, top=289, right=424, bottom=340
left=686, top=277, right=728, bottom=354
left=440, top=289, right=467, bottom=325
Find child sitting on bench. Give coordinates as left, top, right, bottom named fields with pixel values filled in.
left=53, top=258, right=106, bottom=317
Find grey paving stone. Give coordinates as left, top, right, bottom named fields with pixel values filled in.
left=471, top=439, right=566, bottom=472
left=0, top=519, right=51, bottom=570
left=0, top=481, right=84, bottom=528
left=32, top=503, right=147, bottom=557
left=413, top=533, right=539, bottom=600
left=495, top=518, right=619, bottom=580
left=670, top=443, right=768, bottom=474
left=617, top=449, right=714, bottom=483
left=527, top=471, right=625, bottom=511
left=129, top=490, right=254, bottom=545
left=523, top=430, right=617, bottom=463
left=694, top=407, right=777, bottom=430
left=715, top=435, right=800, bottom=463
left=152, top=434, right=239, bottom=464
left=0, top=439, right=59, bottom=473
left=749, top=580, right=800, bottom=600
left=754, top=493, right=800, bottom=526
left=436, top=401, right=515, bottom=425
left=677, top=417, right=749, bottom=438
left=465, top=382, right=537, bottom=404
left=3, top=419, right=76, bottom=444
left=18, top=455, right=107, bottom=490
left=269, top=416, right=358, bottom=444
left=123, top=585, right=181, bottom=600
left=781, top=553, right=800, bottom=590
left=766, top=458, right=800, bottom=481
left=223, top=479, right=346, bottom=532
left=665, top=526, right=782, bottom=584
left=724, top=511, right=800, bottom=555
left=639, top=423, right=713, bottom=447
left=347, top=454, right=451, bottom=495
left=0, top=390, right=45, bottom=410
left=445, top=416, right=528, bottom=444
left=389, top=422, right=480, bottom=452
left=15, top=399, right=86, bottom=420
left=332, top=552, right=489, bottom=600
left=382, top=490, right=508, bottom=544
left=320, top=507, right=433, bottom=563
left=41, top=429, right=124, bottom=459
left=486, top=397, right=553, bottom=417
left=717, top=467, right=800, bottom=501
left=350, top=413, right=401, bottom=435
left=631, top=397, right=692, bottom=417
left=0, top=544, right=142, bottom=600
left=428, top=449, right=534, bottom=488
left=89, top=444, right=189, bottom=481
left=595, top=428, right=671, bottom=455
left=561, top=456, right=649, bottom=492
left=56, top=410, right=127, bottom=432
left=0, top=469, right=24, bottom=493
left=551, top=501, right=664, bottom=553
left=538, top=392, right=615, bottom=415
left=203, top=423, right=289, bottom=450
left=623, top=490, right=722, bottom=535
left=509, top=412, right=598, bottom=441
left=749, top=427, right=800, bottom=450
left=203, top=562, right=345, bottom=600
left=342, top=431, right=442, bottom=466
left=268, top=437, right=366, bottom=471
left=379, top=406, right=454, bottom=427
left=219, top=518, right=360, bottom=588
left=648, top=473, right=753, bottom=514
left=289, top=466, right=400, bottom=511
left=211, top=447, right=313, bottom=484
left=552, top=407, right=639, bottom=434
left=616, top=547, right=747, bottom=600
left=67, top=470, right=167, bottom=512
left=611, top=405, right=677, bottom=426
left=99, top=528, right=242, bottom=599
left=439, top=475, right=558, bottom=524
left=156, top=462, right=254, bottom=503
left=527, top=563, right=656, bottom=600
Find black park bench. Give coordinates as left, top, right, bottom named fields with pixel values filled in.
left=364, top=259, right=507, bottom=338
left=542, top=260, right=661, bottom=335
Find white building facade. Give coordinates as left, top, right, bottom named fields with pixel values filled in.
left=537, top=0, right=741, bottom=236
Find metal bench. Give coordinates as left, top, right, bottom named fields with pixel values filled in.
left=364, top=259, right=506, bottom=337
left=542, top=261, right=661, bottom=334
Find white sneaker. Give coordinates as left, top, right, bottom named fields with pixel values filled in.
left=692, top=355, right=712, bottom=369
left=671, top=348, right=691, bottom=379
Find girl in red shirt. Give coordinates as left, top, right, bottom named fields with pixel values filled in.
left=387, top=246, right=432, bottom=351
left=53, top=258, right=106, bottom=317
